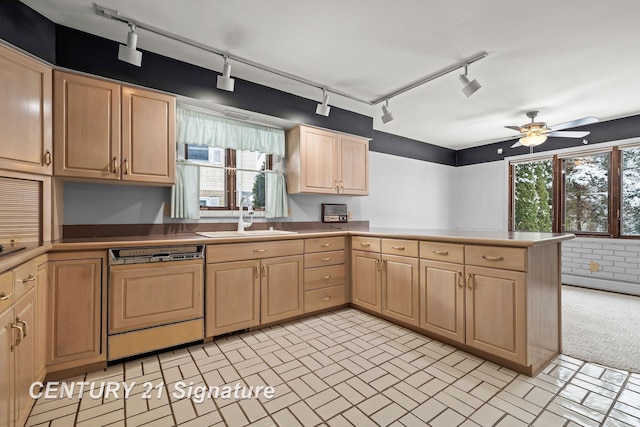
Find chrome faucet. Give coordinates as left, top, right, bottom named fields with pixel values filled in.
left=237, top=195, right=254, bottom=232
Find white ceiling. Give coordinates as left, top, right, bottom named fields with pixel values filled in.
left=20, top=0, right=640, bottom=150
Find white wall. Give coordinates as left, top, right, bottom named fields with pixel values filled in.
left=361, top=152, right=457, bottom=229
left=454, top=161, right=508, bottom=231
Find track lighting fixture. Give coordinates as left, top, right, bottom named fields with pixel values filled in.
left=118, top=22, right=142, bottom=67
left=217, top=57, right=235, bottom=92
left=459, top=64, right=481, bottom=97
left=315, top=89, right=331, bottom=116
left=381, top=100, right=394, bottom=124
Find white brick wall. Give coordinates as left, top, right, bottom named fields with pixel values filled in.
left=562, top=237, right=640, bottom=296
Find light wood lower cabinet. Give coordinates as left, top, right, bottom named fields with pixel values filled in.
left=205, top=240, right=304, bottom=336
left=13, top=288, right=36, bottom=427
left=206, top=260, right=261, bottom=336
left=351, top=250, right=382, bottom=313
left=0, top=303, right=13, bottom=427
left=35, top=259, right=48, bottom=382
left=420, top=259, right=465, bottom=344
left=465, top=265, right=527, bottom=365
left=261, top=256, right=304, bottom=324
left=381, top=254, right=419, bottom=326
left=46, top=252, right=106, bottom=374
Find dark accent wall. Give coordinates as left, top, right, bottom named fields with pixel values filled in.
left=457, top=114, right=640, bottom=166
left=370, top=131, right=456, bottom=166
left=0, top=0, right=55, bottom=63
left=54, top=26, right=373, bottom=139
left=2, top=2, right=639, bottom=168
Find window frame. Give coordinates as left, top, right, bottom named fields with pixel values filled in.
left=508, top=142, right=640, bottom=239
left=184, top=144, right=273, bottom=212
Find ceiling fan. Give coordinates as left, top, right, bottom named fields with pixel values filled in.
left=507, top=111, right=599, bottom=148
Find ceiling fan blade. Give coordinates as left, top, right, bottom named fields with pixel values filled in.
left=549, top=117, right=599, bottom=131
left=511, top=141, right=522, bottom=148
left=546, top=130, right=591, bottom=138
left=505, top=125, right=523, bottom=132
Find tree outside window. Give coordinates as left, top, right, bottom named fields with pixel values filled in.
left=622, top=146, right=640, bottom=235
left=513, top=159, right=553, bottom=232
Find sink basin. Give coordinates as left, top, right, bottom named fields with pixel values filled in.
left=196, top=230, right=298, bottom=238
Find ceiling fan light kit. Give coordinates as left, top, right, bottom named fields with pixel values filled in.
left=507, top=111, right=599, bottom=149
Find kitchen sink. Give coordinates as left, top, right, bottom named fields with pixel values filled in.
left=196, top=230, right=298, bottom=238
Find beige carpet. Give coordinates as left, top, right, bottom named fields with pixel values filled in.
left=562, top=285, right=640, bottom=373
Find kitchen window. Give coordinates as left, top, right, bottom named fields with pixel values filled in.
left=183, top=144, right=272, bottom=211
left=508, top=145, right=640, bottom=238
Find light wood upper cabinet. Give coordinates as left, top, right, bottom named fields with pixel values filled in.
left=47, top=252, right=106, bottom=373
left=54, top=71, right=121, bottom=180
left=121, top=86, right=176, bottom=184
left=286, top=125, right=369, bottom=195
left=0, top=44, right=52, bottom=175
left=54, top=71, right=176, bottom=185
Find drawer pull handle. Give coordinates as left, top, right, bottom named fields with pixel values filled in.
left=44, top=150, right=52, bottom=165
left=254, top=265, right=259, bottom=279
left=466, top=273, right=473, bottom=290
left=17, top=318, right=28, bottom=338
left=360, top=242, right=371, bottom=247
left=10, top=323, right=23, bottom=351
left=482, top=255, right=504, bottom=261
left=123, top=159, right=129, bottom=175
left=22, top=274, right=36, bottom=283
left=0, top=292, right=11, bottom=301
left=432, top=250, right=449, bottom=255
left=320, top=243, right=332, bottom=247
left=457, top=272, right=463, bottom=288
left=320, top=257, right=332, bottom=262
left=320, top=297, right=331, bottom=301
left=253, top=249, right=269, bottom=253
left=322, top=275, right=332, bottom=280
left=113, top=157, right=119, bottom=174
left=392, top=245, right=405, bottom=250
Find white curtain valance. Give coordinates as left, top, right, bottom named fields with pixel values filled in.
left=176, top=107, right=285, bottom=156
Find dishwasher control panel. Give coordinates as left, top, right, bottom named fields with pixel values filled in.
left=109, top=245, right=204, bottom=265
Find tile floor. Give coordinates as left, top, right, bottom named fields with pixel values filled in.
left=26, top=308, right=640, bottom=427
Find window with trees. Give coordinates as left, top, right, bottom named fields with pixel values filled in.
left=510, top=144, right=640, bottom=238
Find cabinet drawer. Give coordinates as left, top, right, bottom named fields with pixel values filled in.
left=0, top=271, right=13, bottom=314
left=304, top=285, right=346, bottom=313
left=420, top=242, right=465, bottom=264
left=304, top=265, right=345, bottom=290
left=382, top=239, right=419, bottom=257
left=207, top=239, right=304, bottom=263
left=305, top=236, right=345, bottom=253
left=13, top=258, right=38, bottom=301
left=465, top=245, right=527, bottom=271
left=304, top=250, right=345, bottom=268
left=352, top=236, right=381, bottom=252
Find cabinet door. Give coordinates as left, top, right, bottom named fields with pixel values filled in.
left=420, top=260, right=465, bottom=343
left=381, top=255, right=419, bottom=326
left=0, top=44, right=52, bottom=175
left=13, top=288, right=36, bottom=427
left=109, top=260, right=203, bottom=333
left=338, top=136, right=368, bottom=195
left=35, top=261, right=47, bottom=382
left=54, top=71, right=121, bottom=180
left=121, top=86, right=176, bottom=184
left=300, top=127, right=338, bottom=193
left=465, top=266, right=527, bottom=365
left=206, top=260, right=260, bottom=336
left=351, top=250, right=382, bottom=313
left=0, top=308, right=14, bottom=427
left=48, top=258, right=104, bottom=367
left=261, top=255, right=303, bottom=324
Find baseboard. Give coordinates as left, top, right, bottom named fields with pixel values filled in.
left=562, top=274, right=640, bottom=297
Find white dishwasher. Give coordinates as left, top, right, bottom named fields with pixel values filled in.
left=107, top=245, right=204, bottom=361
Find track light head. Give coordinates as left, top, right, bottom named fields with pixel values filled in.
left=118, top=23, right=142, bottom=67
left=315, top=89, right=331, bottom=116
left=459, top=64, right=481, bottom=97
left=381, top=100, right=394, bottom=124
left=217, top=57, right=235, bottom=92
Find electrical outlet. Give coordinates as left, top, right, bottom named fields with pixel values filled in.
left=163, top=202, right=171, bottom=216
left=348, top=210, right=353, bottom=219
left=589, top=261, right=599, bottom=272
